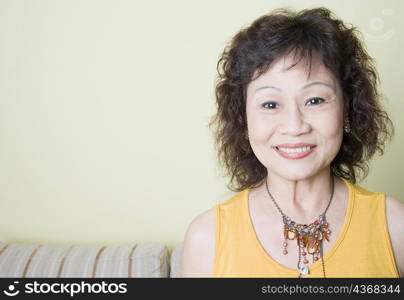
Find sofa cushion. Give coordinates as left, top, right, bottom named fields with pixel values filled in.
left=0, top=242, right=169, bottom=277
left=169, top=243, right=182, bottom=278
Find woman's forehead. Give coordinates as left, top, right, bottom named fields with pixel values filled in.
left=249, top=55, right=337, bottom=92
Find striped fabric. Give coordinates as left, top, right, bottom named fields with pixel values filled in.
left=169, top=243, right=182, bottom=278
left=0, top=242, right=169, bottom=278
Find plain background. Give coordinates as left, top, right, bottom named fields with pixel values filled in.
left=0, top=0, right=403, bottom=253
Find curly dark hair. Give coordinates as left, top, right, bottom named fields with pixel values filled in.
left=209, top=7, right=394, bottom=192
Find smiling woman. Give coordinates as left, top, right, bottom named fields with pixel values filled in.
left=181, top=7, right=404, bottom=278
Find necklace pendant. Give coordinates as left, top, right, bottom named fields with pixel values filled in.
left=299, top=265, right=310, bottom=276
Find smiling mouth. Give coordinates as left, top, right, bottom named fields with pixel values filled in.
left=275, top=146, right=315, bottom=153
left=273, top=145, right=316, bottom=159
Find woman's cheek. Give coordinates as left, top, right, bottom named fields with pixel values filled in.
left=249, top=119, right=273, bottom=144
left=313, top=109, right=342, bottom=133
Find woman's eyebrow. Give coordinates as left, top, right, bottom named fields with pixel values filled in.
left=254, top=81, right=335, bottom=93
left=254, top=85, right=282, bottom=93
left=302, top=81, right=335, bottom=90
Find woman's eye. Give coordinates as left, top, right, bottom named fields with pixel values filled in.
left=262, top=102, right=278, bottom=109
left=306, top=97, right=325, bottom=106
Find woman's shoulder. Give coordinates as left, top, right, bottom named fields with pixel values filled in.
left=344, top=179, right=382, bottom=198
left=180, top=207, right=216, bottom=277
left=344, top=179, right=392, bottom=205
left=185, top=207, right=216, bottom=235
left=181, top=189, right=247, bottom=251
left=215, top=189, right=249, bottom=210
left=340, top=177, right=403, bottom=276
left=180, top=189, right=249, bottom=277
left=385, top=195, right=404, bottom=277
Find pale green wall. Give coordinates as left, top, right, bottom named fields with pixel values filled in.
left=0, top=0, right=402, bottom=252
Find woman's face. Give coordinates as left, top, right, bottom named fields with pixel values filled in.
left=245, top=54, right=344, bottom=181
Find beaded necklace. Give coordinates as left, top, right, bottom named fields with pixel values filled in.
left=264, top=175, right=334, bottom=277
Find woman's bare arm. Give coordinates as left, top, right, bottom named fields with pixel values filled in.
left=180, top=208, right=216, bottom=277
left=386, top=196, right=404, bottom=277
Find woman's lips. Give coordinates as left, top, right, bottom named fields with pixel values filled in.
left=273, top=145, right=316, bottom=160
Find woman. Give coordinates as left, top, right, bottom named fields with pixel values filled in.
left=181, top=7, right=404, bottom=277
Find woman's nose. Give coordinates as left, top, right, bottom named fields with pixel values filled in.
left=279, top=105, right=311, bottom=136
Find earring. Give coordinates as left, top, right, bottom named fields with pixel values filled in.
left=344, top=121, right=351, bottom=133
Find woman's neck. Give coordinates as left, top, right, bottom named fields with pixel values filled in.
left=257, top=168, right=338, bottom=223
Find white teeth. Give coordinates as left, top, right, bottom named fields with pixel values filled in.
left=277, top=146, right=312, bottom=153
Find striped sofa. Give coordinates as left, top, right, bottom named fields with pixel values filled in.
left=0, top=242, right=183, bottom=278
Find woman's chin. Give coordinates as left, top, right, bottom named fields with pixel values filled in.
left=269, top=167, right=319, bottom=181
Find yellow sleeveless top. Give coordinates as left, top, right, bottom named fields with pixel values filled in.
left=212, top=177, right=399, bottom=278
